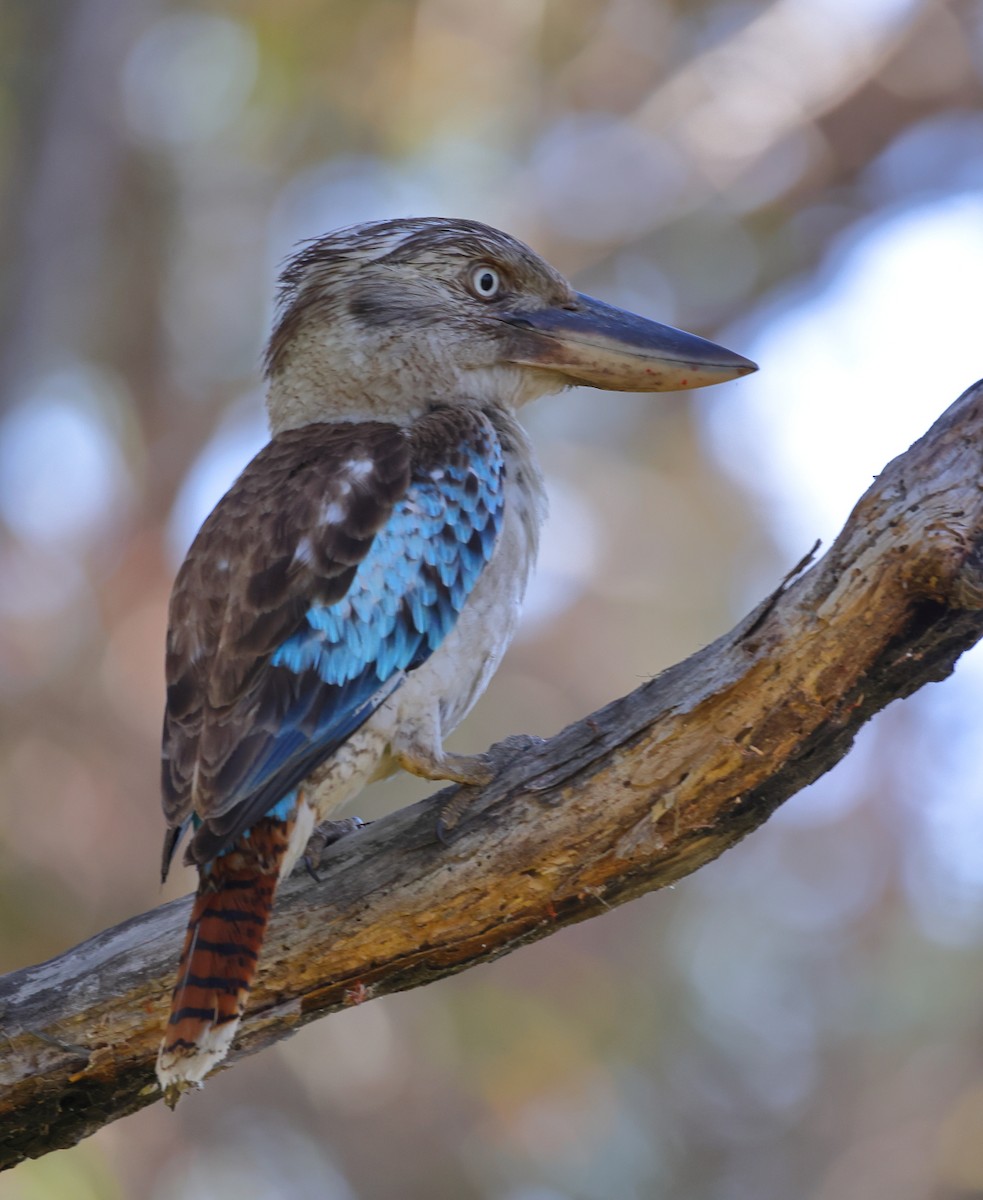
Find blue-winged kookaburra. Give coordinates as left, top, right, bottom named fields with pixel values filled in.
left=156, top=217, right=756, bottom=1104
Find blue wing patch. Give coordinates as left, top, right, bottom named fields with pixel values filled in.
left=232, top=425, right=506, bottom=816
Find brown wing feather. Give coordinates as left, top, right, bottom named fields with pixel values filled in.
left=161, top=421, right=411, bottom=838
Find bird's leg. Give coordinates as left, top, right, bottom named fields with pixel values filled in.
left=390, top=709, right=495, bottom=787
left=393, top=744, right=494, bottom=787
left=394, top=742, right=493, bottom=844
left=302, top=816, right=367, bottom=880
left=433, top=733, right=547, bottom=841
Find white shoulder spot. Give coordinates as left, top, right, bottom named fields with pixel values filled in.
left=292, top=535, right=316, bottom=566
left=344, top=457, right=374, bottom=481
left=320, top=499, right=346, bottom=525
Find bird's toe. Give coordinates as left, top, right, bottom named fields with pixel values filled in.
left=300, top=816, right=368, bottom=879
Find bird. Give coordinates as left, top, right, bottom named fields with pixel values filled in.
left=155, top=216, right=756, bottom=1105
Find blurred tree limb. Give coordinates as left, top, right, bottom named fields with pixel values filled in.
left=3, top=380, right=983, bottom=1169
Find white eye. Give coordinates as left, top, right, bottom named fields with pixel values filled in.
left=469, top=264, right=502, bottom=300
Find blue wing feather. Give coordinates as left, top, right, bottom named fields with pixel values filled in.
left=230, top=428, right=505, bottom=813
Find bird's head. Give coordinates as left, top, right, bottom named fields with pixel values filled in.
left=264, top=217, right=756, bottom=432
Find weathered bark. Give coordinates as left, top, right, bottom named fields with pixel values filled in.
left=3, top=381, right=983, bottom=1169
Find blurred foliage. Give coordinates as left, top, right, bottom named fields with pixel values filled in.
left=2, top=0, right=983, bottom=1197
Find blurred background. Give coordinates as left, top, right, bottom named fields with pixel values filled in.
left=2, top=0, right=983, bottom=1196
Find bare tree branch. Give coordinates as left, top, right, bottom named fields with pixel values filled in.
left=3, top=381, right=983, bottom=1169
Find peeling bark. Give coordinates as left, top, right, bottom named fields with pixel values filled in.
left=2, top=381, right=983, bottom=1169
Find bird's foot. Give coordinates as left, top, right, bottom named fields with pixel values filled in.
left=435, top=790, right=477, bottom=844
left=435, top=735, right=545, bottom=843
left=302, top=817, right=368, bottom=881
left=391, top=744, right=494, bottom=842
